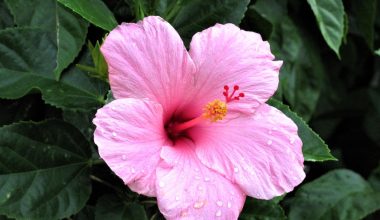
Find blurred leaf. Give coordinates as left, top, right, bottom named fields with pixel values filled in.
left=376, top=48, right=380, bottom=56
left=349, top=0, right=377, bottom=50
left=129, top=0, right=149, bottom=20
left=5, top=0, right=88, bottom=79
left=0, top=28, right=107, bottom=110
left=74, top=206, right=95, bottom=220
left=95, top=194, right=148, bottom=220
left=239, top=198, right=286, bottom=220
left=268, top=99, right=336, bottom=162
left=364, top=110, right=380, bottom=144
left=250, top=0, right=286, bottom=26
left=252, top=0, right=323, bottom=121
left=369, top=164, right=380, bottom=191
left=306, top=0, right=345, bottom=57
left=364, top=88, right=380, bottom=144
left=58, top=0, right=117, bottom=31
left=0, top=120, right=92, bottom=219
left=167, top=0, right=250, bottom=43
left=289, top=169, right=380, bottom=220
left=0, top=0, right=13, bottom=29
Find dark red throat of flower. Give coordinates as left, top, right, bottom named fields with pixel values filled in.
left=167, top=85, right=245, bottom=141
left=223, top=85, right=245, bottom=103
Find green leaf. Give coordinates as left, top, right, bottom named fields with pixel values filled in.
left=252, top=0, right=323, bottom=121
left=288, top=169, right=380, bottom=220
left=0, top=28, right=107, bottom=110
left=0, top=0, right=13, bottom=29
left=375, top=48, right=380, bottom=56
left=169, top=0, right=250, bottom=43
left=239, top=198, right=286, bottom=220
left=58, top=0, right=117, bottom=31
left=77, top=41, right=108, bottom=81
left=348, top=0, right=377, bottom=50
left=5, top=0, right=88, bottom=80
left=0, top=120, right=92, bottom=219
left=95, top=195, right=148, bottom=220
left=369, top=164, right=380, bottom=191
left=268, top=99, right=336, bottom=162
left=306, top=0, right=345, bottom=57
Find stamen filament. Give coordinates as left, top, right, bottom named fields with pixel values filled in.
left=170, top=115, right=205, bottom=134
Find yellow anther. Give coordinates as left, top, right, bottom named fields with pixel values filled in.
left=203, top=99, right=228, bottom=122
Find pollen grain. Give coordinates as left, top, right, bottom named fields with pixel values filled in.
left=203, top=99, right=228, bottom=122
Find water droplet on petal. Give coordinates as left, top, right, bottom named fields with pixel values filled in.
left=234, top=167, right=239, bottom=173
left=131, top=167, right=135, bottom=173
left=195, top=168, right=200, bottom=172
left=193, top=201, right=204, bottom=209
left=122, top=155, right=127, bottom=160
left=175, top=195, right=180, bottom=201
left=159, top=181, right=165, bottom=188
left=267, top=140, right=272, bottom=145
left=268, top=130, right=273, bottom=134
left=227, top=201, right=232, bottom=208
left=112, top=132, right=117, bottom=137
left=198, top=186, right=203, bottom=191
left=204, top=177, right=210, bottom=182
left=215, top=210, right=222, bottom=217
left=216, top=200, right=223, bottom=207
left=195, top=175, right=201, bottom=180
left=111, top=106, right=116, bottom=110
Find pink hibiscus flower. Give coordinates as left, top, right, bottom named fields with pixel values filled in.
left=93, top=16, right=305, bottom=219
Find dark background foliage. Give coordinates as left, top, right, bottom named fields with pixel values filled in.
left=0, top=0, right=379, bottom=219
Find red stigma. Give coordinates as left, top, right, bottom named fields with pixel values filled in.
left=223, top=85, right=245, bottom=103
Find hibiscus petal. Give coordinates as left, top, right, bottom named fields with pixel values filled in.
left=156, top=140, right=245, bottom=220
left=101, top=16, right=196, bottom=120
left=93, top=98, right=167, bottom=196
left=182, top=23, right=282, bottom=117
left=191, top=104, right=305, bottom=199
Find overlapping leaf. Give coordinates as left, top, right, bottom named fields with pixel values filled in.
left=5, top=0, right=88, bottom=79
left=58, top=0, right=117, bottom=31
left=0, top=120, right=92, bottom=219
left=288, top=169, right=380, bottom=220
left=0, top=27, right=107, bottom=110
left=251, top=0, right=324, bottom=121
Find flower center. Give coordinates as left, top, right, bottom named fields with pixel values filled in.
left=167, top=85, right=244, bottom=138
